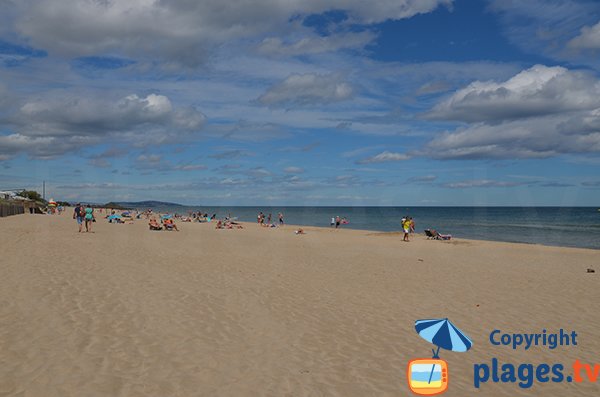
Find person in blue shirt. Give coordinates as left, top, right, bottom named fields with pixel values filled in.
left=73, top=203, right=84, bottom=233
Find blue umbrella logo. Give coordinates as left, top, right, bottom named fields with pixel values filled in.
left=413, top=318, right=473, bottom=387
left=415, top=318, right=473, bottom=358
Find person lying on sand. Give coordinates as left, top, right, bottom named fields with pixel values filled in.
left=215, top=220, right=243, bottom=229
left=430, top=229, right=451, bottom=240
left=295, top=228, right=305, bottom=234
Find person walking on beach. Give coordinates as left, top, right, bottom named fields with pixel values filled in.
left=73, top=203, right=84, bottom=233
left=335, top=216, right=340, bottom=229
left=84, top=204, right=95, bottom=233
left=402, top=216, right=411, bottom=242
left=278, top=212, right=284, bottom=225
left=267, top=213, right=272, bottom=224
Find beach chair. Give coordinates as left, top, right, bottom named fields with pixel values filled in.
left=424, top=229, right=437, bottom=239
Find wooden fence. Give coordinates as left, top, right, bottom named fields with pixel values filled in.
left=0, top=203, right=25, bottom=217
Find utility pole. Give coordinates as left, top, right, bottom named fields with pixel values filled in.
left=43, top=181, right=45, bottom=201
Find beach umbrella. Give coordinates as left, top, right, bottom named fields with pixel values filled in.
left=415, top=318, right=472, bottom=356
left=415, top=318, right=473, bottom=384
left=48, top=199, right=57, bottom=206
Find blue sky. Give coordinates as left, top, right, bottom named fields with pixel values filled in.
left=1, top=0, right=600, bottom=206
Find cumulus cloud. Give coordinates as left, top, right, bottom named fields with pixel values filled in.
left=428, top=65, right=600, bottom=123
left=421, top=64, right=600, bottom=160
left=356, top=151, right=410, bottom=164
left=15, top=93, right=204, bottom=136
left=257, top=73, right=353, bottom=106
left=568, top=20, right=600, bottom=49
left=423, top=114, right=600, bottom=160
left=0, top=134, right=94, bottom=160
left=9, top=0, right=451, bottom=66
left=0, top=92, right=206, bottom=159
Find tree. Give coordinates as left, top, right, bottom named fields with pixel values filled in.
left=18, top=190, right=45, bottom=202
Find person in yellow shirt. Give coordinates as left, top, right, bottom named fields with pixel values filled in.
left=402, top=217, right=411, bottom=242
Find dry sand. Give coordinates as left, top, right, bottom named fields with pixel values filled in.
left=1, top=212, right=599, bottom=396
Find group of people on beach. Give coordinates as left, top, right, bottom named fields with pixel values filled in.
left=330, top=216, right=349, bottom=228
left=257, top=212, right=284, bottom=227
left=70, top=206, right=428, bottom=242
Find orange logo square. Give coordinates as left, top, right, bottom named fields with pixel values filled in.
left=407, top=358, right=449, bottom=395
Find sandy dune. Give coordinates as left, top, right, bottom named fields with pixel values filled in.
left=1, top=212, right=599, bottom=396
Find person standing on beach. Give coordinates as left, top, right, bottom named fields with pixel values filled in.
left=278, top=212, right=284, bottom=225
left=84, top=204, right=94, bottom=233
left=335, top=216, right=340, bottom=229
left=267, top=213, right=272, bottom=224
left=73, top=203, right=84, bottom=233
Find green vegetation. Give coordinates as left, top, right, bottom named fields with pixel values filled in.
left=18, top=190, right=46, bottom=203
left=102, top=202, right=130, bottom=210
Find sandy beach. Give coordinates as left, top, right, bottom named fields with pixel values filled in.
left=1, top=212, right=599, bottom=396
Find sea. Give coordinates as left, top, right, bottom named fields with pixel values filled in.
left=144, top=206, right=600, bottom=250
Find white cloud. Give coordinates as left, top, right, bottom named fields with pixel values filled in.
left=568, top=20, right=600, bottom=49
left=10, top=0, right=452, bottom=66
left=423, top=114, right=600, bottom=160
left=422, top=65, right=600, bottom=160
left=258, top=73, right=353, bottom=106
left=15, top=93, right=204, bottom=137
left=0, top=92, right=206, bottom=158
left=356, top=151, right=411, bottom=164
left=0, top=133, right=93, bottom=159
left=428, top=65, right=600, bottom=122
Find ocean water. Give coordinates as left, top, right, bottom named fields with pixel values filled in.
left=145, top=206, right=600, bottom=250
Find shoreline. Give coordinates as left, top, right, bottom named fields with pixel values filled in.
left=131, top=208, right=600, bottom=252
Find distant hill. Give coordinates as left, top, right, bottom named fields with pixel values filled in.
left=112, top=200, right=185, bottom=209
